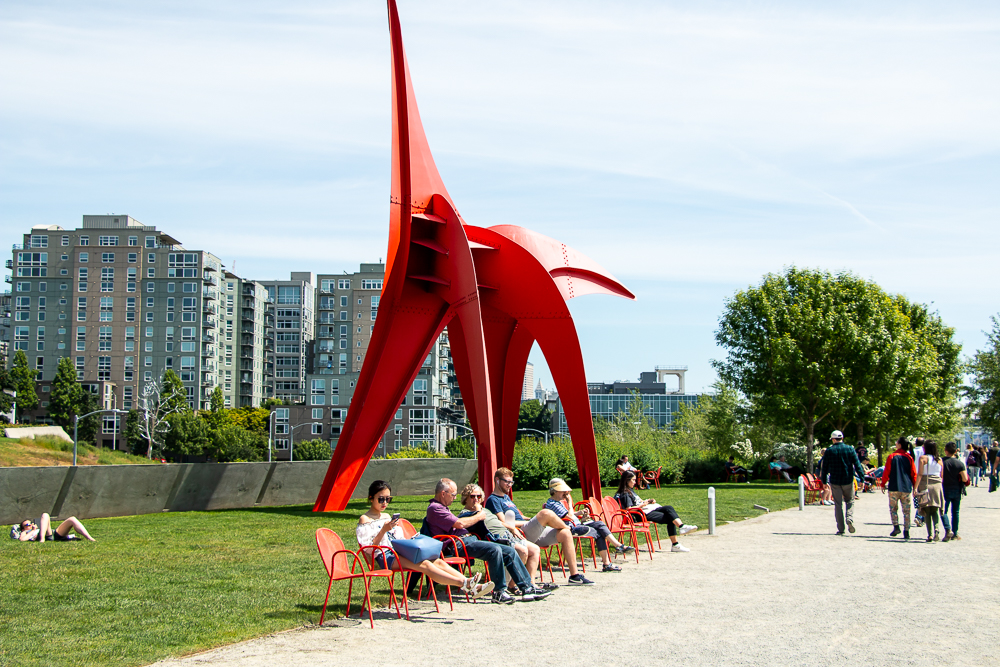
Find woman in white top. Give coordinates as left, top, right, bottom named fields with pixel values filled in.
left=913, top=440, right=945, bottom=542
left=356, top=480, right=493, bottom=599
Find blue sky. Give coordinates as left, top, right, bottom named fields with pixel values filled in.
left=2, top=1, right=999, bottom=392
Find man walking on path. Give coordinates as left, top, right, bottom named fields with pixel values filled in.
left=880, top=436, right=917, bottom=539
left=820, top=430, right=867, bottom=535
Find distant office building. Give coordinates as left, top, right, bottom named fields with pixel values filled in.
left=554, top=369, right=698, bottom=432
left=522, top=362, right=534, bottom=401
left=3, top=216, right=274, bottom=446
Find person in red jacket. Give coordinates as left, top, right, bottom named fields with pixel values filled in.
left=880, top=436, right=918, bottom=539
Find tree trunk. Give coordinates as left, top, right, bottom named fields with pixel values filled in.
left=875, top=431, right=883, bottom=466
left=857, top=422, right=864, bottom=446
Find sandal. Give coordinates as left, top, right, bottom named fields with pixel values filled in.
left=601, top=563, right=622, bottom=573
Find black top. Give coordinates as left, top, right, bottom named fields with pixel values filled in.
left=941, top=457, right=966, bottom=490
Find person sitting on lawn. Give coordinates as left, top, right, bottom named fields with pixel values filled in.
left=543, top=478, right=633, bottom=572
left=425, top=478, right=552, bottom=604
left=725, top=456, right=750, bottom=483
left=12, top=513, right=94, bottom=542
left=356, top=480, right=493, bottom=600
left=484, top=468, right=594, bottom=586
left=614, top=471, right=696, bottom=552
left=458, top=483, right=559, bottom=592
left=616, top=455, right=646, bottom=488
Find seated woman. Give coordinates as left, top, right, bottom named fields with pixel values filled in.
left=458, top=484, right=558, bottom=592
left=355, top=480, right=493, bottom=599
left=544, top=478, right=632, bottom=572
left=12, top=513, right=95, bottom=542
left=614, top=471, right=696, bottom=552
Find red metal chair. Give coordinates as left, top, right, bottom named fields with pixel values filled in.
left=769, top=466, right=783, bottom=483
left=601, top=496, right=652, bottom=562
left=802, top=474, right=824, bottom=504
left=315, top=528, right=402, bottom=628
left=643, top=466, right=663, bottom=489
left=559, top=498, right=598, bottom=571
left=396, top=518, right=452, bottom=610
left=608, top=495, right=661, bottom=551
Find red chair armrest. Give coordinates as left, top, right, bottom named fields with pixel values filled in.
left=332, top=548, right=368, bottom=575
left=358, top=544, right=400, bottom=570
left=433, top=534, right=469, bottom=560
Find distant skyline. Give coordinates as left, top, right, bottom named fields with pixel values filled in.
left=3, top=1, right=999, bottom=393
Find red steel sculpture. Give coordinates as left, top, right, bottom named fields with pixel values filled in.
left=313, top=0, right=634, bottom=511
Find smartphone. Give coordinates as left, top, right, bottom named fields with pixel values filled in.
left=391, top=513, right=400, bottom=521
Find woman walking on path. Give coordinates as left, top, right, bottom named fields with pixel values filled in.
left=940, top=442, right=970, bottom=542
left=615, top=471, right=697, bottom=552
left=913, top=440, right=945, bottom=542
left=880, top=436, right=916, bottom=539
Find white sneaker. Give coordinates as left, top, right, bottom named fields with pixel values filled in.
left=678, top=524, right=697, bottom=535
left=670, top=543, right=690, bottom=553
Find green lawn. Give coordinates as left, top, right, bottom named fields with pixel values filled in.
left=1, top=482, right=796, bottom=667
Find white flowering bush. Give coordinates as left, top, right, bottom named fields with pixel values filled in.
left=772, top=442, right=808, bottom=468
left=731, top=439, right=765, bottom=467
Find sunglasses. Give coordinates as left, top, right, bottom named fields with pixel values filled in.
left=468, top=494, right=482, bottom=499
left=375, top=496, right=392, bottom=504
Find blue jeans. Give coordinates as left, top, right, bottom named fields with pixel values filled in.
left=940, top=489, right=962, bottom=534
left=461, top=537, right=533, bottom=590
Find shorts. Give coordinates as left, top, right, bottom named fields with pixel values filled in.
left=374, top=551, right=397, bottom=570
left=521, top=516, right=559, bottom=547
left=33, top=531, right=73, bottom=542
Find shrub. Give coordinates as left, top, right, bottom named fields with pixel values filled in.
left=383, top=447, right=447, bottom=459
left=772, top=442, right=808, bottom=468
left=293, top=439, right=332, bottom=461
left=444, top=437, right=475, bottom=459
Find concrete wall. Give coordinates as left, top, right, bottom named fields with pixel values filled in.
left=4, top=426, right=73, bottom=442
left=0, top=458, right=477, bottom=525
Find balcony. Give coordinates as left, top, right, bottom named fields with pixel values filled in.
left=202, top=288, right=217, bottom=301
left=4, top=260, right=12, bottom=269
left=202, top=316, right=216, bottom=327
left=12, top=243, right=23, bottom=250
left=3, top=276, right=11, bottom=284
left=201, top=374, right=215, bottom=386
left=241, top=309, right=254, bottom=322
left=202, top=332, right=215, bottom=343
left=203, top=360, right=217, bottom=371
left=202, top=345, right=216, bottom=357
left=203, top=302, right=217, bottom=315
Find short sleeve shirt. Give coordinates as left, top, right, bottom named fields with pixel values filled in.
left=941, top=457, right=966, bottom=490
left=484, top=493, right=524, bottom=521
left=543, top=498, right=579, bottom=526
left=425, top=499, right=467, bottom=537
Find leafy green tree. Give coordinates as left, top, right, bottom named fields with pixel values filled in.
left=0, top=366, right=14, bottom=419
left=518, top=399, right=552, bottom=435
left=445, top=437, right=475, bottom=459
left=209, top=386, right=224, bottom=413
left=228, top=406, right=271, bottom=435
left=124, top=409, right=143, bottom=453
left=75, top=391, right=101, bottom=445
left=293, top=438, right=332, bottom=461
left=10, top=350, right=39, bottom=417
left=48, top=357, right=83, bottom=428
left=209, top=423, right=265, bottom=462
left=162, top=413, right=210, bottom=461
left=968, top=315, right=1000, bottom=439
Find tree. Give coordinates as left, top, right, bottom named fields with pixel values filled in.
left=445, top=437, right=475, bottom=459
left=518, top=399, right=552, bottom=435
left=161, top=370, right=190, bottom=415
left=48, top=358, right=83, bottom=428
left=124, top=409, right=143, bottom=453
left=162, top=413, right=211, bottom=461
left=293, top=438, right=332, bottom=461
left=75, top=391, right=101, bottom=445
left=968, top=315, right=1000, bottom=438
left=207, top=423, right=265, bottom=462
left=0, top=366, right=14, bottom=420
left=10, top=350, right=39, bottom=417
left=137, top=377, right=187, bottom=459
left=209, top=386, right=224, bottom=413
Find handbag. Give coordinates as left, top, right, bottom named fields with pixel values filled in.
left=389, top=534, right=443, bottom=564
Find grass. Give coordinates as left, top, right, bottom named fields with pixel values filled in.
left=1, top=482, right=796, bottom=667
left=0, top=436, right=156, bottom=467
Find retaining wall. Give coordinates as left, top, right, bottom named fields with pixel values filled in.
left=0, top=458, right=477, bottom=525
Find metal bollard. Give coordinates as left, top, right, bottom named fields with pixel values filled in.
left=708, top=486, right=716, bottom=535
left=798, top=475, right=805, bottom=510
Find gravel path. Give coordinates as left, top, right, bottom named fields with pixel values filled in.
left=153, top=485, right=1000, bottom=667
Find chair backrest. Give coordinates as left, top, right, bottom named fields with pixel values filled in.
left=587, top=497, right=604, bottom=521
left=315, top=528, right=351, bottom=579
left=600, top=496, right=627, bottom=531
left=397, top=518, right=417, bottom=539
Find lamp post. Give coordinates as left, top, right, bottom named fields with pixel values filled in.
left=288, top=422, right=311, bottom=462
left=73, top=408, right=129, bottom=466
left=267, top=410, right=277, bottom=463
left=517, top=427, right=549, bottom=445
left=447, top=423, right=477, bottom=459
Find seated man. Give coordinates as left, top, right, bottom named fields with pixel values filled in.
left=615, top=455, right=646, bottom=489
left=775, top=456, right=806, bottom=481
left=485, top=467, right=594, bottom=585
left=425, top=478, right=553, bottom=604
left=725, top=456, right=750, bottom=483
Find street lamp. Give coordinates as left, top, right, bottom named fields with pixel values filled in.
left=288, top=422, right=311, bottom=462
left=446, top=422, right=477, bottom=459
left=267, top=410, right=277, bottom=463
left=517, top=427, right=549, bottom=445
left=73, top=408, right=129, bottom=466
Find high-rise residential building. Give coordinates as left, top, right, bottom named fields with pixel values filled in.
left=522, top=362, right=534, bottom=402
left=4, top=216, right=272, bottom=446
left=222, top=271, right=272, bottom=408
left=314, top=264, right=383, bottom=377
left=256, top=273, right=315, bottom=404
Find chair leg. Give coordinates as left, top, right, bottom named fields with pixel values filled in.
left=653, top=523, right=662, bottom=550
left=346, top=578, right=354, bottom=619
left=320, top=572, right=335, bottom=625
left=387, top=573, right=402, bottom=619
left=362, top=579, right=375, bottom=629
left=400, top=573, right=412, bottom=620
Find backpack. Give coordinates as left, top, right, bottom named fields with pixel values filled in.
left=967, top=452, right=978, bottom=468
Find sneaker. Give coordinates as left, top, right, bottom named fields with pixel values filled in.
left=567, top=574, right=595, bottom=585
left=520, top=586, right=552, bottom=602
left=942, top=532, right=952, bottom=543
left=536, top=582, right=560, bottom=591
left=491, top=589, right=515, bottom=605
left=601, top=563, right=622, bottom=572
left=933, top=531, right=941, bottom=542
left=846, top=520, right=855, bottom=534
left=903, top=530, right=910, bottom=540
left=471, top=581, right=495, bottom=600
left=953, top=534, right=962, bottom=541
left=678, top=524, right=697, bottom=535
left=670, top=542, right=690, bottom=552
left=889, top=526, right=901, bottom=537
left=614, top=544, right=635, bottom=556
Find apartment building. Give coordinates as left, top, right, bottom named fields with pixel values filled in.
left=222, top=271, right=272, bottom=408
left=256, top=273, right=315, bottom=405
left=4, top=216, right=272, bottom=445
left=314, top=263, right=383, bottom=377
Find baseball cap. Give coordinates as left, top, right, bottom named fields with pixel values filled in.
left=831, top=430, right=844, bottom=440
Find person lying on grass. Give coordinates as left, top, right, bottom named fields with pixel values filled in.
left=11, top=513, right=95, bottom=542
left=355, top=479, right=493, bottom=600
left=614, top=471, right=696, bottom=552
left=543, top=478, right=632, bottom=572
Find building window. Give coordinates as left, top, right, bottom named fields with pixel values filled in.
left=312, top=423, right=323, bottom=435
left=312, top=408, right=324, bottom=419
left=61, top=235, right=70, bottom=246
left=30, top=235, right=48, bottom=248
left=102, top=253, right=115, bottom=262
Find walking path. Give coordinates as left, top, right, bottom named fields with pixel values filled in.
left=154, top=485, right=1000, bottom=667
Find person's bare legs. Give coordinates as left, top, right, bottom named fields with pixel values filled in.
left=398, top=555, right=466, bottom=587
left=553, top=528, right=580, bottom=576
left=522, top=541, right=541, bottom=583
left=37, top=513, right=52, bottom=542
left=56, top=516, right=95, bottom=542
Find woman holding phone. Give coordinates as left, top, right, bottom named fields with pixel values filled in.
left=614, top=471, right=697, bottom=552
left=355, top=479, right=493, bottom=598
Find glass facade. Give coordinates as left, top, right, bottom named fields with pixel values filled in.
left=556, top=393, right=700, bottom=431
